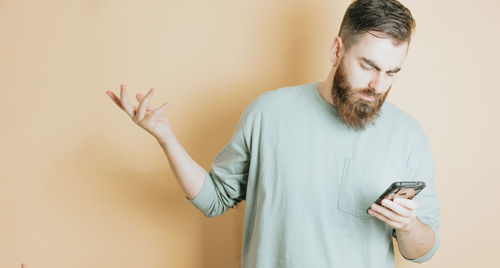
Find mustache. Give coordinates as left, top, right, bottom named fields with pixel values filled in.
left=357, top=88, right=381, bottom=98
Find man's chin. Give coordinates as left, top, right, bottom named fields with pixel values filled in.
left=339, top=100, right=385, bottom=130
left=345, top=115, right=379, bottom=130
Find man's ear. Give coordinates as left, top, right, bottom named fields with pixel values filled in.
left=329, top=36, right=344, bottom=67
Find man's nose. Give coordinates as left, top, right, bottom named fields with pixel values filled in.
left=368, top=72, right=385, bottom=94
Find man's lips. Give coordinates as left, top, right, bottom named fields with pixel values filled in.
left=358, top=92, right=375, bottom=102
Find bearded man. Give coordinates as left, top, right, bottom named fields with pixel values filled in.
left=107, top=0, right=440, bottom=267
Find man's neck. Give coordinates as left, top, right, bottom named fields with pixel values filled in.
left=317, top=68, right=336, bottom=106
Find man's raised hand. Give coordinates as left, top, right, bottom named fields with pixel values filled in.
left=106, top=84, right=175, bottom=143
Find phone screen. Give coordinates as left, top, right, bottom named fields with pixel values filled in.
left=371, top=181, right=426, bottom=207
left=384, top=187, right=419, bottom=201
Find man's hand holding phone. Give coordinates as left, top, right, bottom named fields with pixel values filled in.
left=367, top=181, right=436, bottom=259
left=368, top=198, right=418, bottom=233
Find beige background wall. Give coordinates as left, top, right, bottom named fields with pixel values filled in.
left=1, top=0, right=498, bottom=267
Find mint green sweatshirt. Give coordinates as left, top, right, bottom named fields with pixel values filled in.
left=188, top=82, right=440, bottom=268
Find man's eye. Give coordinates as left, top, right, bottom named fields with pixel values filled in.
left=361, top=65, right=373, bottom=71
left=387, top=72, right=395, bottom=77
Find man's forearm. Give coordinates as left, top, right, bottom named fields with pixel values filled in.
left=395, top=217, right=435, bottom=260
left=157, top=136, right=206, bottom=200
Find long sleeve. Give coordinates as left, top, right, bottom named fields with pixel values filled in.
left=187, top=99, right=258, bottom=217
left=402, top=126, right=441, bottom=263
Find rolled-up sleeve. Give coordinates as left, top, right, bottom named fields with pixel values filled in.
left=187, top=99, right=259, bottom=217
left=402, top=125, right=441, bottom=262
left=403, top=226, right=440, bottom=263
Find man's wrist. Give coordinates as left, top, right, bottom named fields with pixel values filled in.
left=156, top=135, right=177, bottom=148
left=396, top=217, right=419, bottom=237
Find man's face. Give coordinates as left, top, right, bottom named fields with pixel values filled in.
left=331, top=32, right=409, bottom=130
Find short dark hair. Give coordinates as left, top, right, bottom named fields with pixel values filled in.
left=338, top=0, right=416, bottom=50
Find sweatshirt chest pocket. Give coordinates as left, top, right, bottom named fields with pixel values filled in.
left=337, top=157, right=402, bottom=219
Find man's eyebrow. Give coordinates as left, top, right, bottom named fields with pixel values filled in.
left=360, top=57, right=402, bottom=73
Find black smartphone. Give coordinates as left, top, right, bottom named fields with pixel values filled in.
left=367, top=181, right=426, bottom=212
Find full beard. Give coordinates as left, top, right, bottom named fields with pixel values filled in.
left=331, top=61, right=391, bottom=131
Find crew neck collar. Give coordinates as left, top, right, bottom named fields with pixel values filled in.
left=312, top=81, right=337, bottom=113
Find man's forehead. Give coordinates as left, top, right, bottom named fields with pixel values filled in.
left=347, top=32, right=408, bottom=70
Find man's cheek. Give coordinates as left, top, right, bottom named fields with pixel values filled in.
left=349, top=71, right=372, bottom=89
